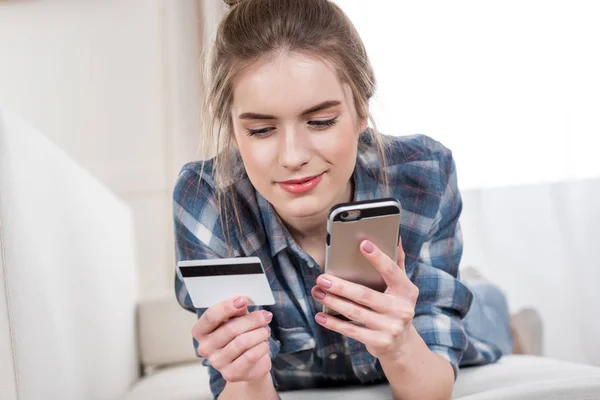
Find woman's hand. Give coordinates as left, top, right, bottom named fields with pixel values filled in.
left=311, top=238, right=419, bottom=363
left=192, top=297, right=273, bottom=383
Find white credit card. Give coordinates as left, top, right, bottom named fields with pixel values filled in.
left=178, top=257, right=275, bottom=309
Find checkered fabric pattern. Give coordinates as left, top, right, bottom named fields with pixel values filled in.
left=173, top=133, right=501, bottom=398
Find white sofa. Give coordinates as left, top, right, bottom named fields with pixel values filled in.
left=127, top=293, right=600, bottom=400
left=2, top=105, right=600, bottom=400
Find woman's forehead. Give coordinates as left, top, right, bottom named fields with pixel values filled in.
left=231, top=52, right=352, bottom=117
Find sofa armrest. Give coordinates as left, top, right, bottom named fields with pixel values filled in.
left=0, top=103, right=140, bottom=400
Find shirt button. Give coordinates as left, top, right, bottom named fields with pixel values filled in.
left=307, top=262, right=314, bottom=268
left=297, top=364, right=306, bottom=370
left=329, top=353, right=338, bottom=360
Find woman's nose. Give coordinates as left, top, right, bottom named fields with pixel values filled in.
left=278, top=127, right=311, bottom=170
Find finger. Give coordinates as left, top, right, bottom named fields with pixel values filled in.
left=396, top=236, right=407, bottom=273
left=244, top=352, right=272, bottom=382
left=311, top=287, right=390, bottom=331
left=209, top=309, right=273, bottom=351
left=316, top=274, right=395, bottom=313
left=194, top=296, right=249, bottom=338
left=314, top=312, right=379, bottom=347
left=360, top=240, right=405, bottom=289
left=220, top=341, right=271, bottom=382
left=209, top=325, right=271, bottom=370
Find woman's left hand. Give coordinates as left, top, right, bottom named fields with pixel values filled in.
left=311, top=238, right=419, bottom=362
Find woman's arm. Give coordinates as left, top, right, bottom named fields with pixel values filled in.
left=173, top=167, right=279, bottom=399
left=379, top=325, right=454, bottom=400
left=219, top=373, right=279, bottom=400
left=311, top=240, right=455, bottom=400
left=311, top=148, right=467, bottom=399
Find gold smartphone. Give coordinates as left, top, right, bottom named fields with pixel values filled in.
left=323, top=198, right=401, bottom=315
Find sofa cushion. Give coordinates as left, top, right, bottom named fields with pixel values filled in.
left=0, top=211, right=18, bottom=400
left=125, top=355, right=600, bottom=400
left=453, top=355, right=600, bottom=399
left=137, top=294, right=199, bottom=371
left=125, top=362, right=212, bottom=400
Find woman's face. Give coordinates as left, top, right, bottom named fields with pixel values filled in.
left=230, top=52, right=365, bottom=222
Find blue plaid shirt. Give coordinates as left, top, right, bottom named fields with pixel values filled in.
left=173, top=133, right=501, bottom=398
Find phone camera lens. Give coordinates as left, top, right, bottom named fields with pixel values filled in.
left=341, top=212, right=349, bottom=219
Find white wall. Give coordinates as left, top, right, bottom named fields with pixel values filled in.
left=0, top=0, right=166, bottom=193
left=461, top=180, right=600, bottom=367
left=0, top=0, right=223, bottom=298
left=336, top=0, right=600, bottom=190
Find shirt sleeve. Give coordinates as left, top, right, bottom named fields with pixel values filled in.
left=409, top=149, right=473, bottom=379
left=172, top=166, right=279, bottom=399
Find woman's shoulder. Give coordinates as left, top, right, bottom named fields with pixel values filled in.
left=173, top=159, right=218, bottom=210
left=384, top=134, right=457, bottom=191
left=173, top=157, right=253, bottom=214
left=172, top=158, right=265, bottom=257
left=384, top=134, right=455, bottom=170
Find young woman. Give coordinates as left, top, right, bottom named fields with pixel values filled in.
left=174, top=0, right=513, bottom=398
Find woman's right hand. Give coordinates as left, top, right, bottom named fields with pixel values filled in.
left=192, top=296, right=273, bottom=383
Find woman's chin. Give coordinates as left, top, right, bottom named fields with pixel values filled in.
left=275, top=195, right=330, bottom=219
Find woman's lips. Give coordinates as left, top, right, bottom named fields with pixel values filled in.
left=278, top=173, right=324, bottom=195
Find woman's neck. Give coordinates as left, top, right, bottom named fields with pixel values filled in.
left=283, top=210, right=329, bottom=247
left=278, top=208, right=330, bottom=268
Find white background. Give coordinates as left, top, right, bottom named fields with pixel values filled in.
left=336, top=0, right=600, bottom=189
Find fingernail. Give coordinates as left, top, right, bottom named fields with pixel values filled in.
left=313, top=288, right=326, bottom=300
left=233, top=297, right=247, bottom=309
left=263, top=310, right=273, bottom=322
left=319, top=277, right=332, bottom=289
left=362, top=240, right=374, bottom=254
left=265, top=325, right=271, bottom=335
left=315, top=313, right=327, bottom=324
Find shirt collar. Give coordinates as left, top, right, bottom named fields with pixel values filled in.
left=353, top=131, right=387, bottom=201
left=257, top=191, right=292, bottom=257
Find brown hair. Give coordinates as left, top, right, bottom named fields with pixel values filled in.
left=201, top=0, right=390, bottom=247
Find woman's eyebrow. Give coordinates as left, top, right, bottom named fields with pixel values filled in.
left=238, top=100, right=341, bottom=120
left=300, top=100, right=341, bottom=116
left=238, top=111, right=276, bottom=120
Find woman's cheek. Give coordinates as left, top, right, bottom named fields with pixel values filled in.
left=242, top=140, right=277, bottom=178
left=328, top=126, right=359, bottom=157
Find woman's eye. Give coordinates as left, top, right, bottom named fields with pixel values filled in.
left=246, top=118, right=338, bottom=136
left=246, top=127, right=274, bottom=137
left=309, top=117, right=338, bottom=130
